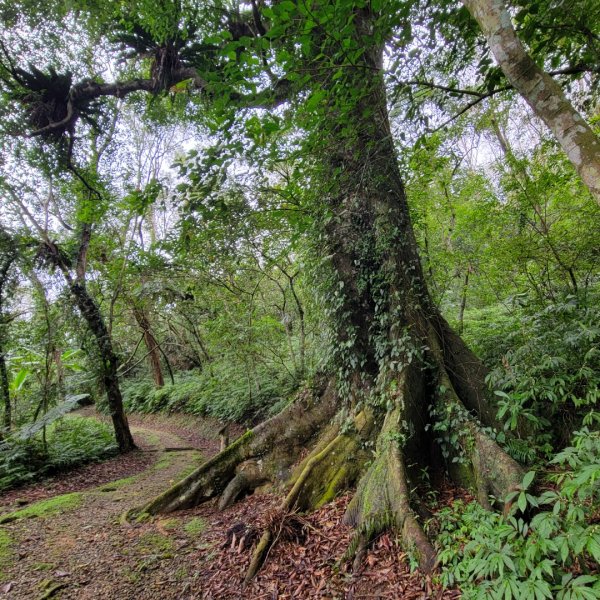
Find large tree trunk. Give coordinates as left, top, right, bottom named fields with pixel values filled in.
left=130, top=4, right=523, bottom=579
left=463, top=0, right=600, bottom=204
left=71, top=283, right=136, bottom=452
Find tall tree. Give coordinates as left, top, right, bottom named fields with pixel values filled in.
left=462, top=0, right=600, bottom=203
left=0, top=227, right=17, bottom=433
left=1, top=0, right=525, bottom=575
left=5, top=188, right=136, bottom=452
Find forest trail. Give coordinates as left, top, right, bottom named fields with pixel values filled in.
left=0, top=422, right=208, bottom=599
left=0, top=417, right=458, bottom=600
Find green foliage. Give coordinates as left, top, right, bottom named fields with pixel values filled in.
left=123, top=366, right=298, bottom=422
left=0, top=416, right=118, bottom=491
left=16, top=394, right=90, bottom=440
left=463, top=293, right=600, bottom=460
left=433, top=430, right=600, bottom=599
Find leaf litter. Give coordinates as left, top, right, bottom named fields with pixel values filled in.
left=0, top=413, right=464, bottom=599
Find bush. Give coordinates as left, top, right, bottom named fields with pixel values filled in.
left=0, top=416, right=118, bottom=492
left=432, top=427, right=600, bottom=600
left=462, top=293, right=600, bottom=461
left=122, top=363, right=298, bottom=423
left=45, top=416, right=118, bottom=470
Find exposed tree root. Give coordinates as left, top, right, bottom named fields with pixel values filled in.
left=218, top=461, right=268, bottom=511
left=131, top=331, right=526, bottom=581
left=428, top=327, right=524, bottom=508
left=245, top=410, right=373, bottom=579
left=343, top=371, right=437, bottom=574
left=131, top=378, right=339, bottom=518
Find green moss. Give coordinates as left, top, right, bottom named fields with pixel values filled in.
left=315, top=464, right=348, bottom=508
left=136, top=532, right=174, bottom=557
left=159, top=518, right=179, bottom=530
left=139, top=431, right=161, bottom=446
left=174, top=566, right=189, bottom=580
left=123, top=566, right=141, bottom=583
left=98, top=475, right=138, bottom=491
left=0, top=529, right=12, bottom=580
left=153, top=454, right=175, bottom=470
left=183, top=517, right=206, bottom=536
left=0, top=492, right=83, bottom=524
left=448, top=459, right=477, bottom=491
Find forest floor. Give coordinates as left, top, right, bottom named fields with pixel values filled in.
left=0, top=412, right=461, bottom=599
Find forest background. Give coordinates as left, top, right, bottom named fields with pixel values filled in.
left=0, top=1, right=598, bottom=598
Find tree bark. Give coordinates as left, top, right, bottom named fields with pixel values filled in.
left=458, top=269, right=470, bottom=334
left=0, top=236, right=17, bottom=435
left=132, top=305, right=164, bottom=388
left=131, top=6, right=524, bottom=580
left=463, top=0, right=600, bottom=204
left=0, top=350, right=10, bottom=433
left=8, top=0, right=526, bottom=580
left=71, top=283, right=136, bottom=453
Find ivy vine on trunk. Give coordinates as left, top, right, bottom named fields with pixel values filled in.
left=129, top=6, right=523, bottom=578
left=2, top=0, right=531, bottom=580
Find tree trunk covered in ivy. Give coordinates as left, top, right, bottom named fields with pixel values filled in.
left=70, top=282, right=135, bottom=453
left=132, top=6, right=523, bottom=578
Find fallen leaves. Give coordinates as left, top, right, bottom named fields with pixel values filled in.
left=186, top=492, right=461, bottom=599
left=0, top=412, right=467, bottom=599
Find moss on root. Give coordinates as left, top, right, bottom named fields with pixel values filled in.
left=133, top=430, right=255, bottom=518
left=128, top=358, right=525, bottom=583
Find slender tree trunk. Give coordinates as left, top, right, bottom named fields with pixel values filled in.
left=132, top=305, right=164, bottom=388
left=491, top=117, right=580, bottom=293
left=0, top=240, right=16, bottom=435
left=0, top=349, right=10, bottom=433
left=71, top=283, right=135, bottom=452
left=463, top=0, right=600, bottom=203
left=458, top=269, right=470, bottom=334
left=288, top=278, right=306, bottom=377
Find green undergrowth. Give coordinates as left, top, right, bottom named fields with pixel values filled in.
left=0, top=492, right=83, bottom=524
left=122, top=365, right=298, bottom=423
left=434, top=294, right=600, bottom=599
left=461, top=292, right=600, bottom=462
left=0, top=416, right=118, bottom=492
left=431, top=428, right=600, bottom=600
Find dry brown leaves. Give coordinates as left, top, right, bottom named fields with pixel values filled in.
left=183, top=492, right=461, bottom=600
left=0, top=446, right=155, bottom=513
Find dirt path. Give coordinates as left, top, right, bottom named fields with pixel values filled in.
left=0, top=424, right=208, bottom=600
left=0, top=419, right=459, bottom=599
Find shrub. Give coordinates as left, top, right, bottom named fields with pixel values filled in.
left=432, top=427, right=600, bottom=600
left=122, top=364, right=298, bottom=423
left=0, top=416, right=118, bottom=492
left=462, top=293, right=600, bottom=461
